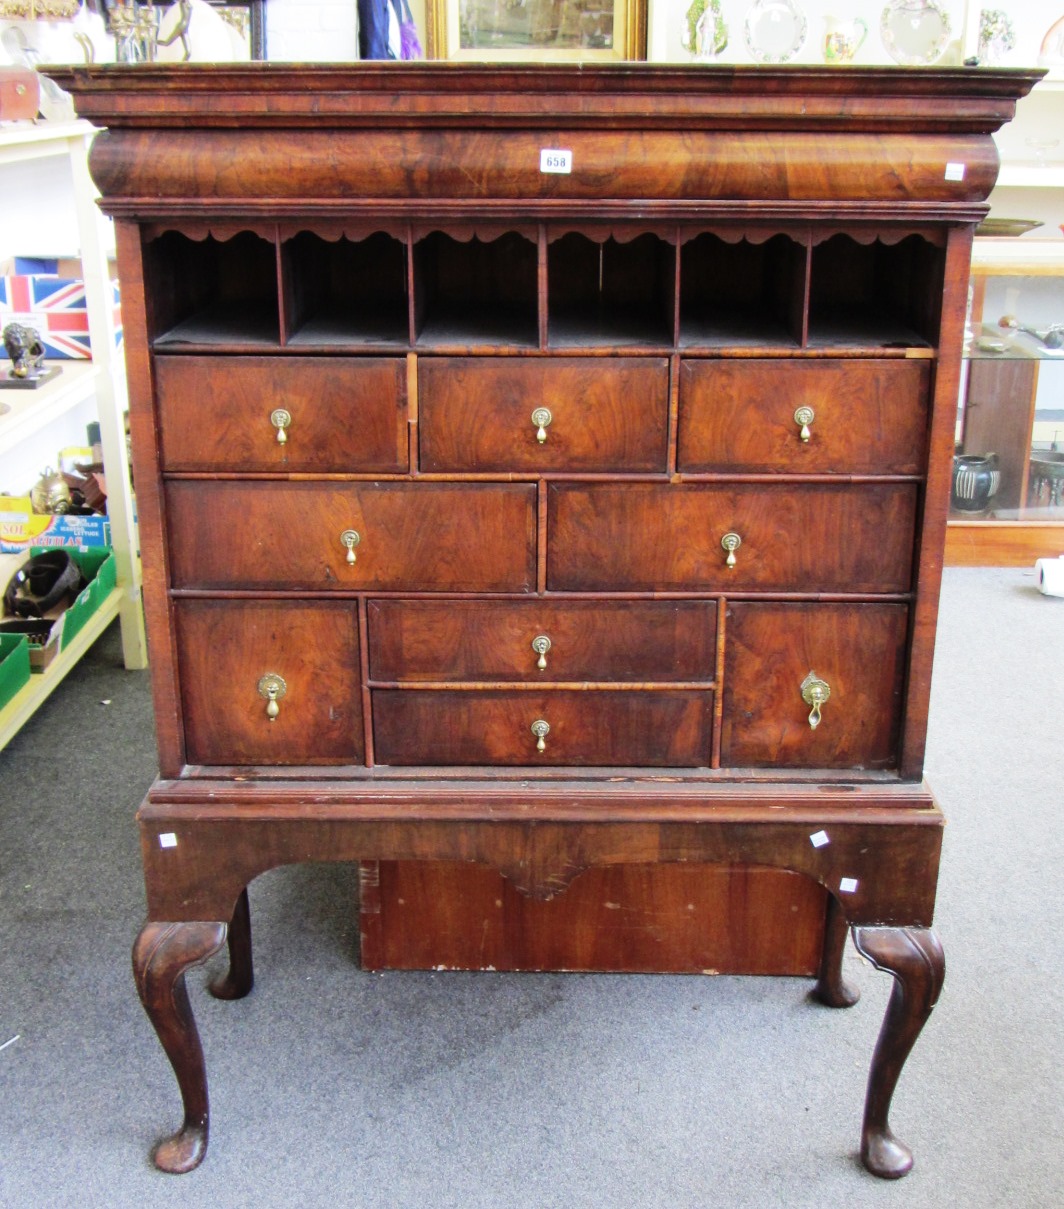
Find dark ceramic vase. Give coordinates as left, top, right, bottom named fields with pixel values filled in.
left=951, top=453, right=1000, bottom=513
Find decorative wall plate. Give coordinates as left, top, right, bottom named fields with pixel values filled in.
left=975, top=218, right=1044, bottom=237
left=744, top=0, right=807, bottom=63
left=880, top=0, right=951, bottom=65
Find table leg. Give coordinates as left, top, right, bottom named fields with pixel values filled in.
left=852, top=926, right=945, bottom=1179
left=132, top=920, right=228, bottom=1174
left=810, top=893, right=860, bottom=1008
left=209, top=888, right=254, bottom=1001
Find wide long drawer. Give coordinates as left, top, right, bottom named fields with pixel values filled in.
left=367, top=599, right=717, bottom=682
left=373, top=689, right=714, bottom=766
left=678, top=358, right=930, bottom=474
left=165, top=481, right=537, bottom=591
left=547, top=482, right=918, bottom=593
left=721, top=602, right=908, bottom=770
left=174, top=599, right=363, bottom=765
left=155, top=355, right=408, bottom=472
left=418, top=356, right=669, bottom=472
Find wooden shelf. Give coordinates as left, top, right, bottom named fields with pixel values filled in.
left=0, top=362, right=103, bottom=457
left=0, top=586, right=122, bottom=752
left=0, top=119, right=145, bottom=753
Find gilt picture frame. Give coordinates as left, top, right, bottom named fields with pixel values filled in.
left=427, top=0, right=646, bottom=62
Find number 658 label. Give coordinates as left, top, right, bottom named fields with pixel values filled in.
left=540, top=149, right=573, bottom=174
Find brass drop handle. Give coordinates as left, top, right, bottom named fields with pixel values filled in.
left=800, top=671, right=831, bottom=730
left=531, top=719, right=550, bottom=753
left=340, top=529, right=360, bottom=565
left=531, top=407, right=553, bottom=444
left=794, top=405, right=815, bottom=442
left=531, top=635, right=551, bottom=671
left=271, top=407, right=291, bottom=445
left=257, top=672, right=287, bottom=722
left=721, top=532, right=742, bottom=568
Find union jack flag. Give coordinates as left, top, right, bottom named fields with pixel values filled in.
left=0, top=272, right=122, bottom=360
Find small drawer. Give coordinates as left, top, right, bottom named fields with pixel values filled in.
left=165, top=481, right=537, bottom=592
left=372, top=689, right=714, bottom=767
left=174, top=600, right=363, bottom=766
left=156, top=355, right=408, bottom=472
left=720, top=602, right=908, bottom=770
left=547, top=482, right=917, bottom=593
left=678, top=358, right=930, bottom=474
left=417, top=356, right=669, bottom=472
left=368, top=599, right=717, bottom=682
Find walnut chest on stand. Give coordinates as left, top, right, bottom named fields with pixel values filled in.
left=50, top=62, right=1039, bottom=1178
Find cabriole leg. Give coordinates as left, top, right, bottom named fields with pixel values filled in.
left=209, top=888, right=254, bottom=1001
left=132, top=920, right=228, bottom=1174
left=852, top=926, right=945, bottom=1179
left=811, top=893, right=860, bottom=1008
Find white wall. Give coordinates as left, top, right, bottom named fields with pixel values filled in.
left=266, top=0, right=360, bottom=61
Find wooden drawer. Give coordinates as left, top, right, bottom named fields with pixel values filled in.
left=373, top=689, right=713, bottom=766
left=417, top=356, right=669, bottom=472
left=720, top=602, right=908, bottom=770
left=155, top=355, right=407, bottom=472
left=174, top=600, right=363, bottom=765
left=165, top=481, right=537, bottom=592
left=678, top=358, right=930, bottom=473
left=367, top=599, right=717, bottom=682
left=547, top=482, right=918, bottom=593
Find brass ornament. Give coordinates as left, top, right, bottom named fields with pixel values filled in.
left=800, top=671, right=831, bottom=729
left=531, top=634, right=552, bottom=670
left=270, top=408, right=291, bottom=445
left=257, top=672, right=288, bottom=722
left=531, top=407, right=553, bottom=444
left=530, top=718, right=550, bottom=752
left=340, top=529, right=361, bottom=565
left=721, top=531, right=742, bottom=568
left=794, top=405, right=815, bottom=442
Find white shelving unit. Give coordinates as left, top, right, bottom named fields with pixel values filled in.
left=0, top=120, right=146, bottom=752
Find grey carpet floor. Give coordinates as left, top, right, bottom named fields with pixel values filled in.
left=0, top=567, right=1061, bottom=1209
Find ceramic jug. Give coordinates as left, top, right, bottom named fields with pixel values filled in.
left=823, top=14, right=867, bottom=63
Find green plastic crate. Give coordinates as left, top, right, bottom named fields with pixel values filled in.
left=28, top=546, right=117, bottom=651
left=0, top=632, right=31, bottom=709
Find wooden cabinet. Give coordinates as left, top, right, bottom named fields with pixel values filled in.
left=51, top=62, right=1038, bottom=1180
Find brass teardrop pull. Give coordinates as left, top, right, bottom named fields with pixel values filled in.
left=800, top=671, right=831, bottom=730
left=531, top=635, right=551, bottom=671
left=340, top=529, right=360, bottom=565
left=257, top=672, right=287, bottom=722
left=531, top=719, right=550, bottom=752
left=531, top=407, right=552, bottom=444
left=794, top=405, right=815, bottom=443
left=721, top=532, right=742, bottom=568
left=271, top=407, right=291, bottom=445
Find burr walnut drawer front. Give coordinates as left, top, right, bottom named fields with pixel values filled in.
left=155, top=355, right=408, bottom=473
left=165, top=481, right=537, bottom=592
left=372, top=689, right=714, bottom=767
left=417, top=356, right=669, bottom=472
left=677, top=358, right=930, bottom=474
left=721, top=602, right=909, bottom=770
left=174, top=599, right=363, bottom=766
left=547, top=482, right=918, bottom=593
left=367, top=599, right=717, bottom=682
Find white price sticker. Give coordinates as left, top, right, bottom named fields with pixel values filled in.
left=809, top=830, right=830, bottom=848
left=540, top=149, right=573, bottom=175
left=839, top=877, right=859, bottom=894
left=944, top=162, right=966, bottom=182
left=159, top=832, right=178, bottom=849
